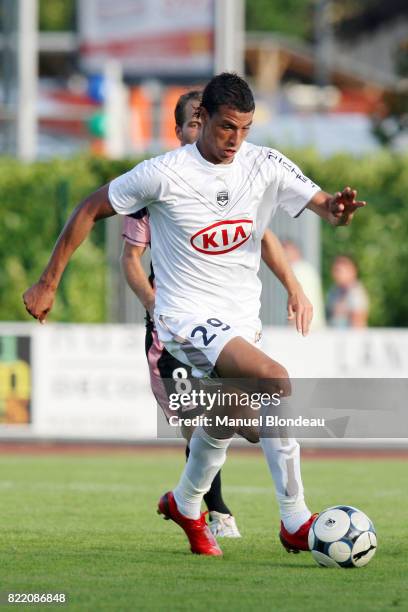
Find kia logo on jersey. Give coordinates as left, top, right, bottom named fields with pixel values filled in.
left=190, top=219, right=253, bottom=255
left=216, top=190, right=229, bottom=207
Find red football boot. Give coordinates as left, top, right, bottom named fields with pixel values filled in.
left=279, top=513, right=319, bottom=553
left=157, top=491, right=223, bottom=556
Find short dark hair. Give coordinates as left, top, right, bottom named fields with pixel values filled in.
left=174, top=90, right=202, bottom=128
left=201, top=72, right=255, bottom=116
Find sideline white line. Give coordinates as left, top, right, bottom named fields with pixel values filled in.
left=0, top=480, right=273, bottom=495
left=0, top=480, right=400, bottom=498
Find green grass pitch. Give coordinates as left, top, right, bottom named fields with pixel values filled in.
left=0, top=449, right=407, bottom=611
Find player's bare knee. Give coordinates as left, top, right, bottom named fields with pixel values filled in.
left=258, top=361, right=291, bottom=396
left=276, top=376, right=291, bottom=397
left=258, top=360, right=288, bottom=380
left=238, top=426, right=260, bottom=444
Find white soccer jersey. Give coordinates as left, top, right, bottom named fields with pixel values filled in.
left=109, top=141, right=320, bottom=323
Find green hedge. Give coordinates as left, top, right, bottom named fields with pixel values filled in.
left=1, top=150, right=407, bottom=326
left=293, top=149, right=408, bottom=327
left=0, top=156, right=137, bottom=322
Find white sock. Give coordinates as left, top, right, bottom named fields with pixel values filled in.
left=260, top=435, right=311, bottom=533
left=173, top=427, right=233, bottom=519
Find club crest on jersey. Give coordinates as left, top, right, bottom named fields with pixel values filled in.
left=216, top=190, right=229, bottom=207
left=190, top=219, right=253, bottom=255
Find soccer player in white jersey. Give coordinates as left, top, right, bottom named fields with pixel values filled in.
left=23, top=73, right=366, bottom=558
left=123, top=90, right=242, bottom=538
left=122, top=90, right=315, bottom=539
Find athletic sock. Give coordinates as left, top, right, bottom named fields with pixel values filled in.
left=260, top=435, right=311, bottom=533
left=186, top=444, right=232, bottom=514
left=173, top=428, right=232, bottom=519
left=204, top=471, right=232, bottom=515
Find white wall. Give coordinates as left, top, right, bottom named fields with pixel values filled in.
left=0, top=323, right=407, bottom=441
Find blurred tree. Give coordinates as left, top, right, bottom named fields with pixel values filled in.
left=39, top=0, right=75, bottom=31
left=247, top=0, right=408, bottom=147
left=246, top=0, right=408, bottom=42
left=331, top=0, right=408, bottom=147
left=282, top=148, right=408, bottom=327
left=332, top=0, right=407, bottom=37
left=313, top=152, right=408, bottom=327
left=246, top=0, right=314, bottom=39
left=0, top=157, right=107, bottom=322
left=2, top=152, right=408, bottom=326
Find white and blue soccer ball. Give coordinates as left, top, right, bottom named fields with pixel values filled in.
left=308, top=505, right=377, bottom=568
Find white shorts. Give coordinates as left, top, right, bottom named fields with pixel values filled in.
left=155, top=313, right=262, bottom=378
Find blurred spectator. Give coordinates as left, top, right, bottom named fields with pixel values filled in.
left=326, top=255, right=369, bottom=328
left=282, top=240, right=326, bottom=330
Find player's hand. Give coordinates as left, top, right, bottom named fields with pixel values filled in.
left=287, top=287, right=313, bottom=337
left=22, top=281, right=55, bottom=323
left=328, top=187, right=366, bottom=226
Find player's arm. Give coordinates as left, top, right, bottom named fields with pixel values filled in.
left=261, top=229, right=312, bottom=336
left=307, top=187, right=366, bottom=226
left=348, top=286, right=369, bottom=328
left=121, top=242, right=155, bottom=317
left=350, top=310, right=368, bottom=328
left=23, top=184, right=115, bottom=322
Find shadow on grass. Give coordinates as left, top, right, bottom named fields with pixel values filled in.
left=142, top=548, right=315, bottom=568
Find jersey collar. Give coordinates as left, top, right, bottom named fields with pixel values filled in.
left=189, top=142, right=238, bottom=171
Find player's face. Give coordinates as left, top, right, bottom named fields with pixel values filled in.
left=332, top=258, right=357, bottom=287
left=176, top=99, right=202, bottom=146
left=199, top=105, right=254, bottom=164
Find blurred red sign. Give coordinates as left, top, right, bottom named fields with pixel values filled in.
left=78, top=0, right=215, bottom=76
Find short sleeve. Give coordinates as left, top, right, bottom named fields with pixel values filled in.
left=108, top=158, right=162, bottom=215
left=348, top=284, right=369, bottom=312
left=268, top=150, right=321, bottom=218
left=122, top=213, right=151, bottom=246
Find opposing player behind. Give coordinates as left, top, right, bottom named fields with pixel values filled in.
left=23, top=73, right=366, bottom=558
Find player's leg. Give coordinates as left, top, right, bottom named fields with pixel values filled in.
left=148, top=325, right=221, bottom=555
left=147, top=323, right=239, bottom=546
left=215, top=337, right=315, bottom=551
left=171, top=338, right=276, bottom=522
left=158, top=423, right=226, bottom=555
left=154, top=342, right=238, bottom=526
left=184, top=439, right=231, bottom=515
left=173, top=334, right=313, bottom=550
left=184, top=444, right=241, bottom=538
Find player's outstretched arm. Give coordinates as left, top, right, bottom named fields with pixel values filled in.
left=23, top=183, right=115, bottom=323
left=307, top=187, right=366, bottom=226
left=261, top=229, right=313, bottom=336
left=121, top=242, right=155, bottom=317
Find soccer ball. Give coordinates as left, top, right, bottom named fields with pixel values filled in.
left=308, top=505, right=377, bottom=568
